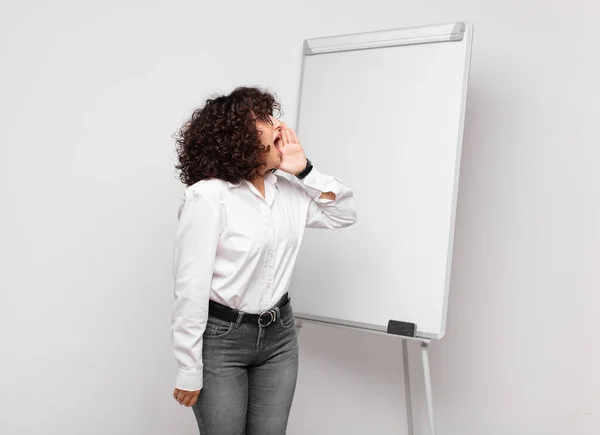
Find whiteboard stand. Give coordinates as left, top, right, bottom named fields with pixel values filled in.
left=296, top=320, right=438, bottom=435
left=419, top=341, right=437, bottom=435
left=402, top=339, right=415, bottom=435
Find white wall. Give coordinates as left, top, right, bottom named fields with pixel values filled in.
left=1, top=1, right=598, bottom=434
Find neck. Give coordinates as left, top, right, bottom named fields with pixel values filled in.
left=250, top=171, right=265, bottom=188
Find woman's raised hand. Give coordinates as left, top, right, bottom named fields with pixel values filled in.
left=277, top=123, right=308, bottom=176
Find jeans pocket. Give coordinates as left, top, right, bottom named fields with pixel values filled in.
left=204, top=316, right=235, bottom=339
left=279, top=311, right=296, bottom=330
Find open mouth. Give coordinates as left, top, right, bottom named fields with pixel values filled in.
left=274, top=136, right=282, bottom=154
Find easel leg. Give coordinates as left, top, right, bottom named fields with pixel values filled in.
left=420, top=342, right=437, bottom=435
left=402, top=340, right=414, bottom=435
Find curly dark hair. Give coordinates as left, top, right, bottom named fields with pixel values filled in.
left=173, top=86, right=282, bottom=186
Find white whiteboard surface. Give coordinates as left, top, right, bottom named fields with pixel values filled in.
left=289, top=22, right=473, bottom=339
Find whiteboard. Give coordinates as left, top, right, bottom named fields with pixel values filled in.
left=289, top=22, right=473, bottom=339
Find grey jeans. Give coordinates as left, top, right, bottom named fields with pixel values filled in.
left=192, top=299, right=299, bottom=435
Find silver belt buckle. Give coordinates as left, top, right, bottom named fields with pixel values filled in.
left=258, top=308, right=278, bottom=327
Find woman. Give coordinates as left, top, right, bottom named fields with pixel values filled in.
left=171, top=86, right=357, bottom=435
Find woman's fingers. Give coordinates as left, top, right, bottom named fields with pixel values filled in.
left=282, top=123, right=292, bottom=145
left=182, top=390, right=200, bottom=407
left=281, top=123, right=300, bottom=145
left=173, top=388, right=180, bottom=401
left=289, top=125, right=300, bottom=144
left=181, top=393, right=193, bottom=407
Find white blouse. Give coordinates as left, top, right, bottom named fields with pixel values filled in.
left=171, top=166, right=357, bottom=391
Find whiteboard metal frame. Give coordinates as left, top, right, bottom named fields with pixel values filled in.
left=303, top=22, right=465, bottom=55
left=293, top=21, right=474, bottom=341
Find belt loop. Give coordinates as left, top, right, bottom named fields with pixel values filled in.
left=235, top=311, right=244, bottom=327
left=273, top=306, right=281, bottom=322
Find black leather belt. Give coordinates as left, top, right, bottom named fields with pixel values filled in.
left=208, top=292, right=290, bottom=327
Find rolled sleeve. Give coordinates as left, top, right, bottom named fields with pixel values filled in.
left=292, top=166, right=357, bottom=229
